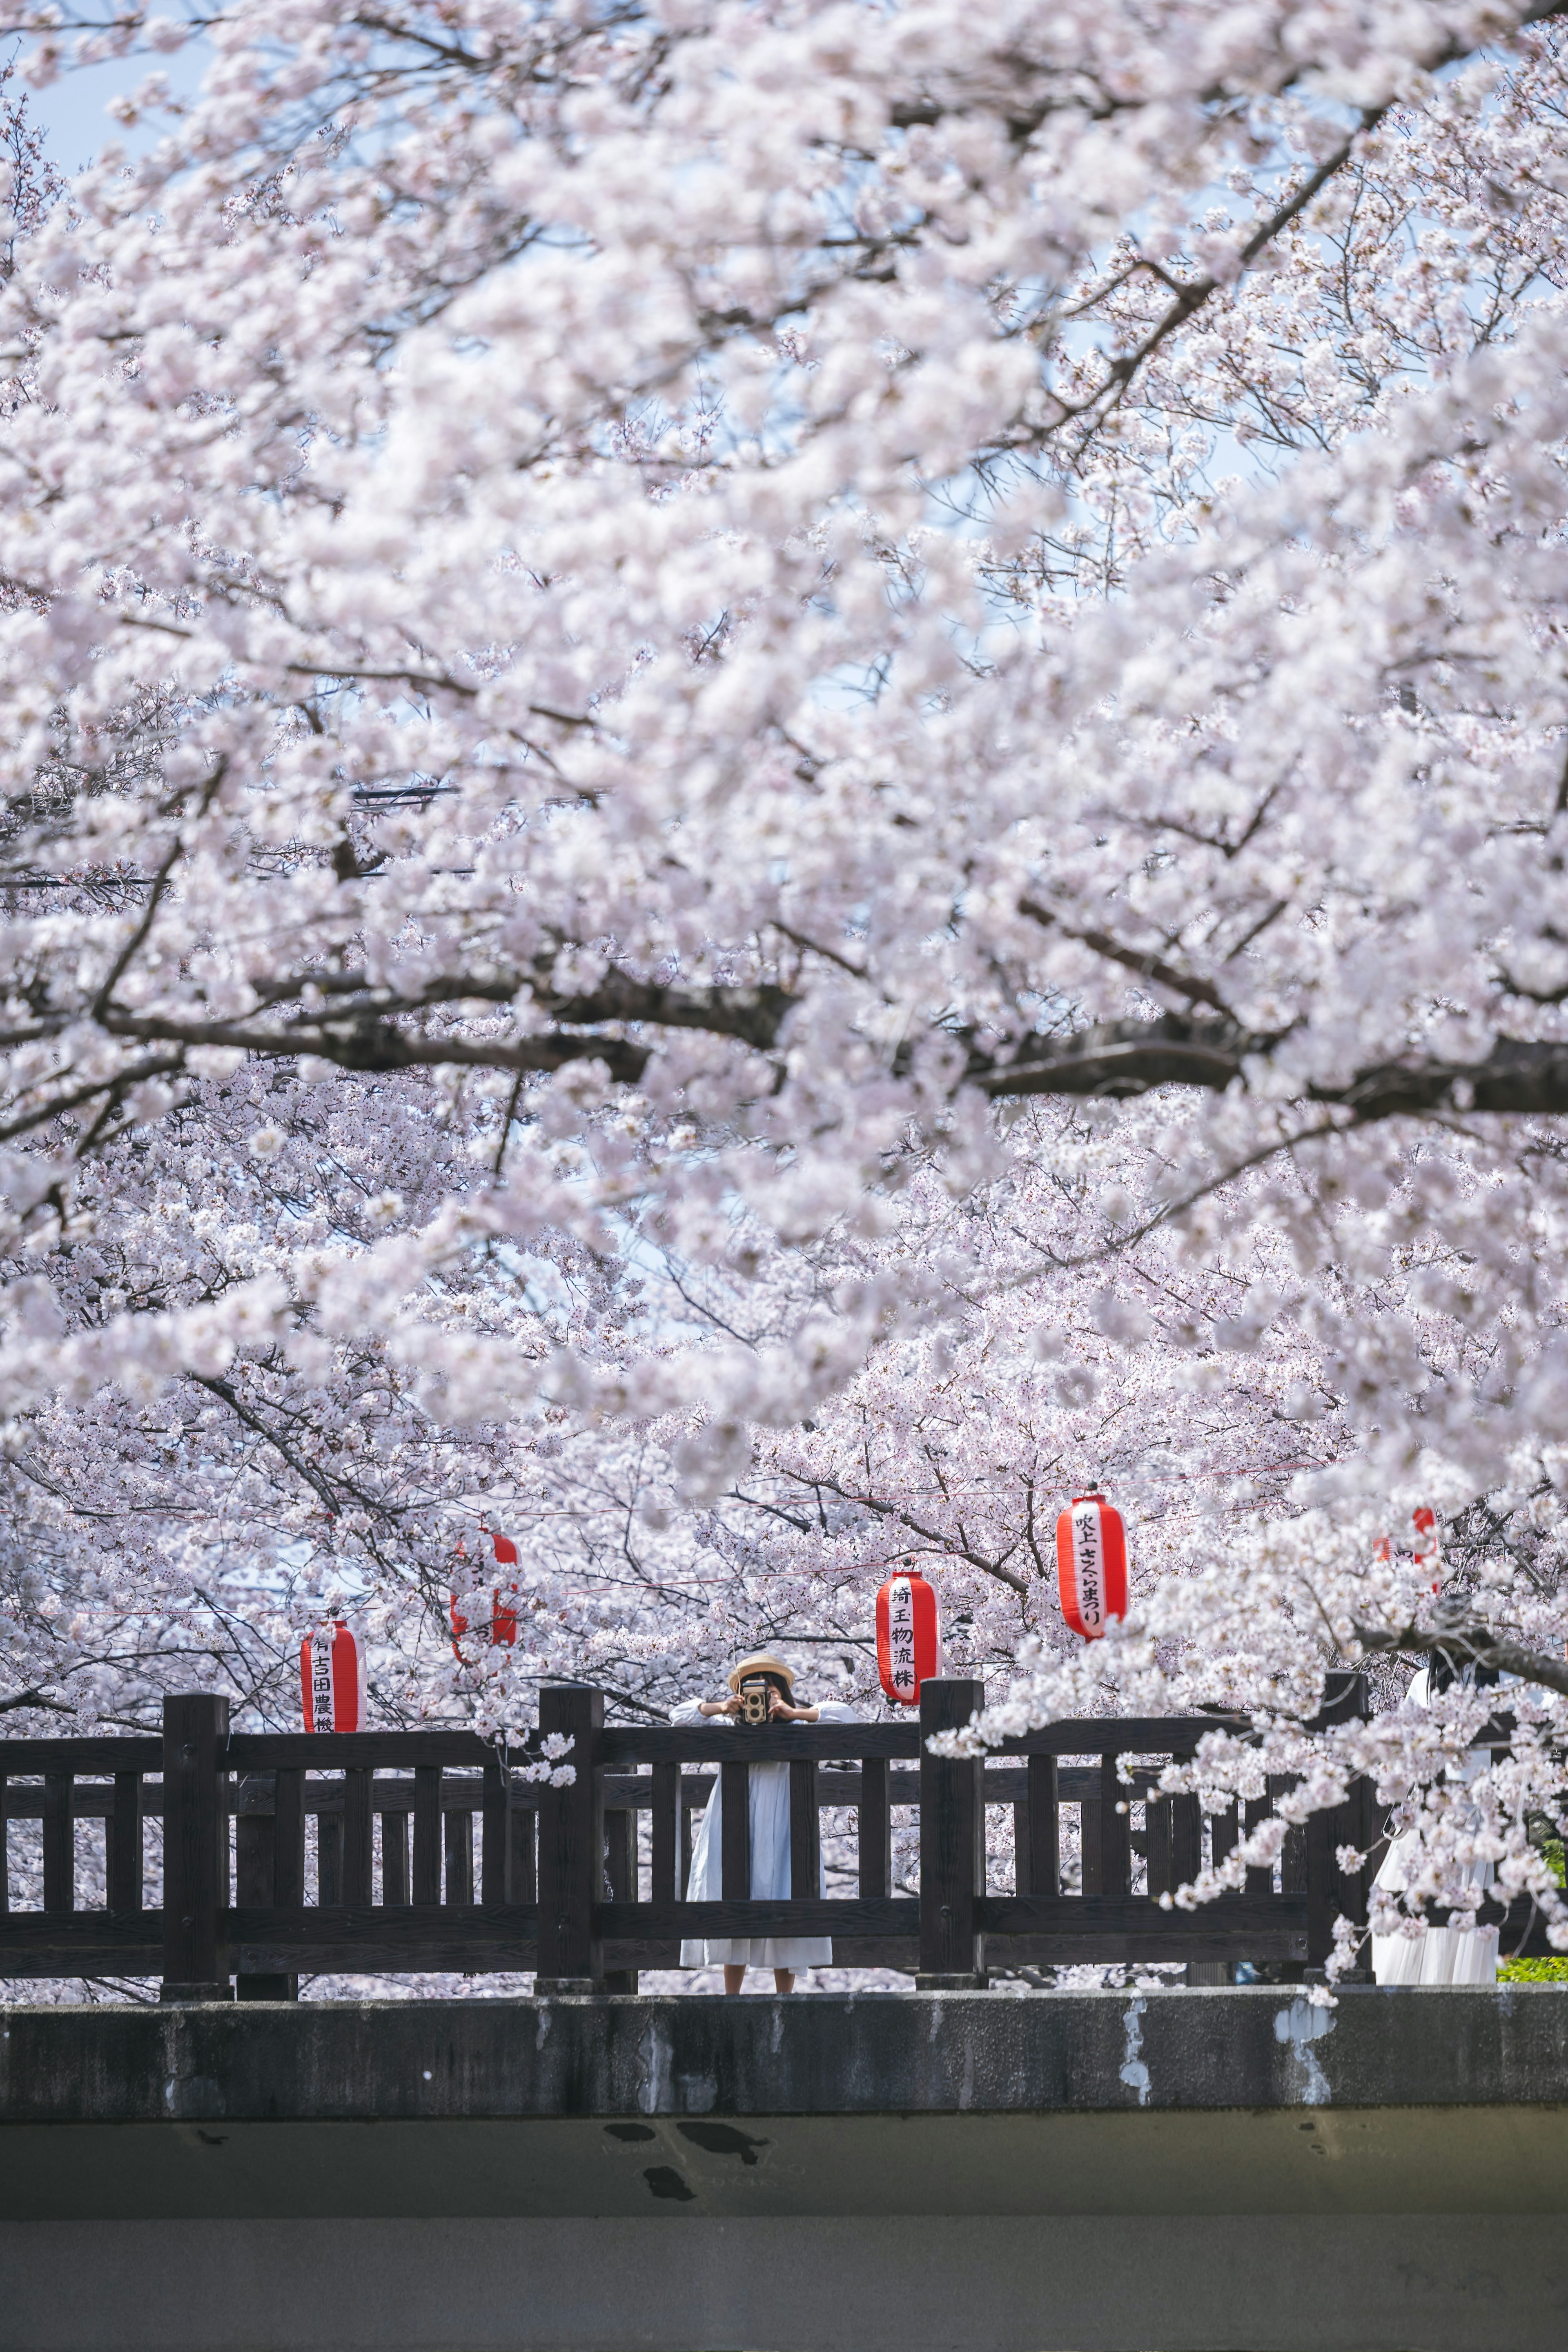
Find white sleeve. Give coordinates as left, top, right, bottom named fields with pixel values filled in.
left=670, top=1697, right=708, bottom=1724
left=812, top=1700, right=858, bottom=1723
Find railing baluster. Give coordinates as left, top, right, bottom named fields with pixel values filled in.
left=509, top=1800, right=535, bottom=1904
left=1212, top=1799, right=1239, bottom=1894
left=537, top=1684, right=604, bottom=1991
left=604, top=1809, right=634, bottom=1899
left=343, top=1767, right=374, bottom=1907
left=317, top=1786, right=344, bottom=1907
left=918, top=1676, right=986, bottom=1989
left=443, top=1802, right=474, bottom=1904
left=720, top=1760, right=750, bottom=1900
left=1245, top=1792, right=1274, bottom=1895
left=1099, top=1752, right=1132, bottom=1899
left=380, top=1806, right=410, bottom=1905
left=481, top=1757, right=511, bottom=1904
left=42, top=1770, right=73, bottom=1913
left=236, top=1771, right=295, bottom=2002
left=1171, top=1791, right=1202, bottom=1890
left=110, top=1771, right=143, bottom=1915
left=1269, top=1778, right=1308, bottom=1897
left=788, top=1757, right=819, bottom=1902
left=412, top=1766, right=442, bottom=1905
left=602, top=1807, right=637, bottom=1994
left=651, top=1761, right=678, bottom=1902
left=274, top=1769, right=306, bottom=1908
left=1028, top=1755, right=1059, bottom=1902
left=1323, top=1670, right=1374, bottom=1979
left=1305, top=1800, right=1335, bottom=1967
left=1080, top=1783, right=1102, bottom=1896
left=235, top=1773, right=274, bottom=1909
left=1012, top=1798, right=1031, bottom=1895
left=858, top=1754, right=891, bottom=1898
left=1145, top=1795, right=1174, bottom=1899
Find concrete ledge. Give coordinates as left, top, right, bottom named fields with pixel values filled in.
left=3, top=1986, right=1566, bottom=2126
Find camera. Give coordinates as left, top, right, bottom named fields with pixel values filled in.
left=738, top=1677, right=771, bottom=1728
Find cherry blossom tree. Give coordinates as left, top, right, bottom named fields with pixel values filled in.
left=0, top=0, right=1564, bottom=1982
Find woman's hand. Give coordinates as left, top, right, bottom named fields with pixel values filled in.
left=767, top=1690, right=818, bottom=1722
left=698, top=1695, right=742, bottom=1717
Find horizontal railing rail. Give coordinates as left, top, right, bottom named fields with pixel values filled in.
left=0, top=1675, right=1555, bottom=1998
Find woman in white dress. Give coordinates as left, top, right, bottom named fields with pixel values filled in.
left=675, top=1654, right=857, bottom=1994
left=1371, top=1662, right=1500, bottom=1987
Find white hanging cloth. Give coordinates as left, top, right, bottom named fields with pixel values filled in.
left=1370, top=1667, right=1499, bottom=1987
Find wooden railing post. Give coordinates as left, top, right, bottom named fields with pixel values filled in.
left=917, top=1677, right=987, bottom=1989
left=536, top=1684, right=604, bottom=1992
left=160, top=1693, right=232, bottom=2003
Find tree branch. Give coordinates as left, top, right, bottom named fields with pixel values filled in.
left=966, top=1019, right=1568, bottom=1123
left=1353, top=1617, right=1568, bottom=1702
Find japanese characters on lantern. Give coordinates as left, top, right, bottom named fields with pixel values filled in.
left=1055, top=1494, right=1129, bottom=1641
left=875, top=1570, right=940, bottom=1705
left=300, top=1620, right=363, bottom=1733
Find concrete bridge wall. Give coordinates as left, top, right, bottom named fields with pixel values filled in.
left=1, top=1987, right=1565, bottom=2352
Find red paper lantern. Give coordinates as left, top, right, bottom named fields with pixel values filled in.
left=452, top=1530, right=520, bottom=1653
left=490, top=1532, right=519, bottom=1645
left=300, top=1620, right=363, bottom=1732
left=875, top=1569, right=941, bottom=1706
left=1413, top=1504, right=1441, bottom=1591
left=1056, top=1494, right=1128, bottom=1640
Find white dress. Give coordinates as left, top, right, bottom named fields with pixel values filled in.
left=676, top=1698, right=857, bottom=1970
left=1371, top=1668, right=1499, bottom=1987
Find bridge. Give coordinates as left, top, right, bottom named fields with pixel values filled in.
left=2, top=1986, right=1566, bottom=2350
left=0, top=1680, right=1564, bottom=2350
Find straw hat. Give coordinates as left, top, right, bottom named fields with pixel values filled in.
left=727, top=1653, right=795, bottom=1695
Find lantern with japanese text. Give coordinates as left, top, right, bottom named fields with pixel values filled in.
left=300, top=1620, right=364, bottom=1732
left=451, top=1529, right=520, bottom=1655
left=1055, top=1494, right=1129, bottom=1641
left=875, top=1569, right=941, bottom=1706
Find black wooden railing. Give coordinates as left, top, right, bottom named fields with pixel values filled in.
left=0, top=1673, right=1550, bottom=1999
